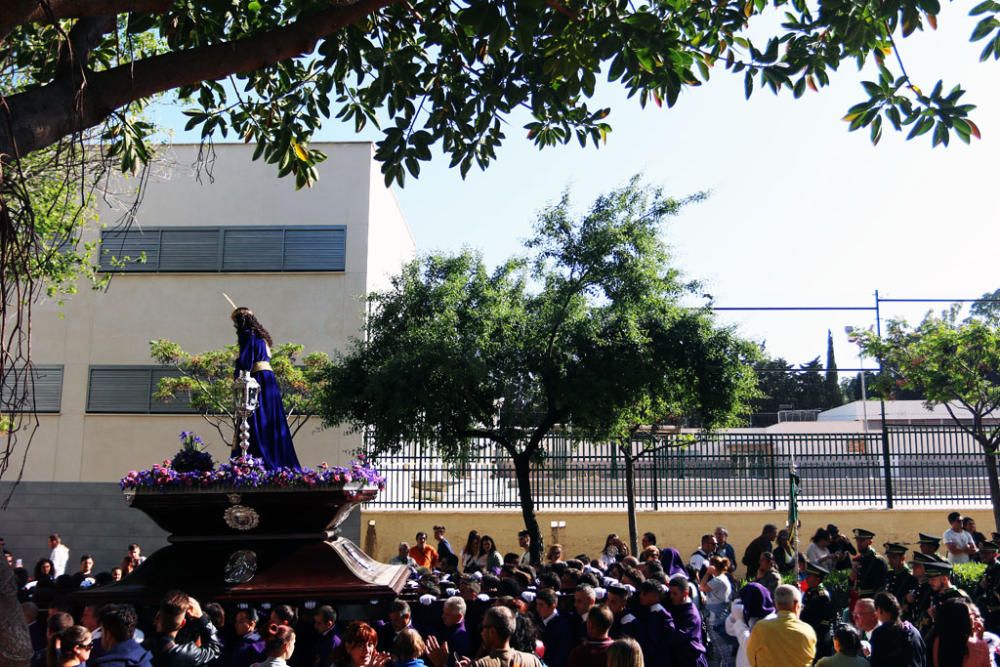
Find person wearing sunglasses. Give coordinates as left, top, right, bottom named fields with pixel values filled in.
left=47, top=626, right=93, bottom=667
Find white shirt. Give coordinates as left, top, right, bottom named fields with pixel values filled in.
left=690, top=549, right=712, bottom=573
left=943, top=528, right=976, bottom=564
left=806, top=542, right=833, bottom=567
left=50, top=544, right=70, bottom=577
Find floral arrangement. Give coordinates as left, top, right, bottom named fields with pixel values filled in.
left=170, top=431, right=215, bottom=473
left=121, top=449, right=386, bottom=491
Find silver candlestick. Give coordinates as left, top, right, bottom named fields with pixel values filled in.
left=233, top=370, right=261, bottom=458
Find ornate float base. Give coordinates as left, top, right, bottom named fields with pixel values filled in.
left=77, top=484, right=407, bottom=609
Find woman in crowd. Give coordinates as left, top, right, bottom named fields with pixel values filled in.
left=390, top=629, right=426, bottom=667
left=47, top=625, right=93, bottom=667
left=607, top=638, right=644, bottom=667
left=460, top=531, right=482, bottom=573
left=725, top=583, right=776, bottom=667
left=253, top=625, right=296, bottom=667
left=928, top=598, right=990, bottom=667
left=546, top=544, right=564, bottom=565
left=480, top=535, right=503, bottom=574
left=773, top=529, right=797, bottom=575
left=600, top=534, right=628, bottom=569
left=31, top=558, right=55, bottom=587
left=699, top=555, right=733, bottom=660
left=806, top=529, right=836, bottom=569
left=815, top=625, right=871, bottom=667
left=335, top=622, right=389, bottom=667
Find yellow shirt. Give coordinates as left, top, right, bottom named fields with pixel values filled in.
left=746, top=610, right=816, bottom=667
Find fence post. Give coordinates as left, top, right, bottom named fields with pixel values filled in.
left=652, top=449, right=659, bottom=512
left=881, top=422, right=894, bottom=508
left=768, top=435, right=777, bottom=510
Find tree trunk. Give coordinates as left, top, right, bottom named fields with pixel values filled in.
left=624, top=448, right=639, bottom=556
left=513, top=452, right=544, bottom=564
left=0, top=561, right=32, bottom=667
left=985, top=448, right=1000, bottom=534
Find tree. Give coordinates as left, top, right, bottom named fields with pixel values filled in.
left=853, top=307, right=1000, bottom=530
left=317, top=178, right=758, bottom=562
left=825, top=329, right=843, bottom=407
left=0, top=0, right=992, bottom=189
left=970, top=288, right=1000, bottom=324
left=149, top=339, right=329, bottom=449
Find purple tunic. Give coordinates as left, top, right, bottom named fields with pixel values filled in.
left=235, top=329, right=300, bottom=469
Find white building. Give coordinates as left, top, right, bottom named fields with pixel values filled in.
left=2, top=142, right=415, bottom=570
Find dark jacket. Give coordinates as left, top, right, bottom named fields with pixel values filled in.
left=229, top=632, right=266, bottom=667
left=539, top=611, right=576, bottom=667
left=90, top=639, right=155, bottom=667
left=869, top=620, right=927, bottom=667
left=146, top=616, right=223, bottom=667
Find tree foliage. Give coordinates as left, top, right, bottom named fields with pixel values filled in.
left=0, top=0, right=993, bottom=192
left=149, top=338, right=329, bottom=449
left=853, top=307, right=1000, bottom=528
left=318, top=177, right=759, bottom=560
left=752, top=351, right=844, bottom=421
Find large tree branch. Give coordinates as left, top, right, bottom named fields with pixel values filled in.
left=0, top=0, right=397, bottom=159
left=26, top=0, right=172, bottom=23
left=0, top=0, right=42, bottom=45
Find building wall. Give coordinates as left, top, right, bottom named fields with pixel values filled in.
left=3, top=142, right=414, bottom=561
left=361, top=507, right=998, bottom=576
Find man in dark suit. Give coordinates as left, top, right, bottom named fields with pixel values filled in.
left=312, top=606, right=341, bottom=667
left=23, top=602, right=46, bottom=653
left=607, top=585, right=642, bottom=642
left=535, top=588, right=576, bottom=667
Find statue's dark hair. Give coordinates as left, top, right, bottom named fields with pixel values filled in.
left=232, top=307, right=273, bottom=347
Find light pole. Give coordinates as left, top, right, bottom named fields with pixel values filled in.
left=845, top=327, right=869, bottom=434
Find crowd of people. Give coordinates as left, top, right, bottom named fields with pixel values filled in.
left=8, top=512, right=1000, bottom=667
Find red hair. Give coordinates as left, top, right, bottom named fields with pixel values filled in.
left=343, top=621, right=377, bottom=647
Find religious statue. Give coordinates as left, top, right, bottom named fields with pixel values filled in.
left=228, top=303, right=300, bottom=469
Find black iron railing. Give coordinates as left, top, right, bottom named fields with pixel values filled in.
left=364, top=426, right=992, bottom=510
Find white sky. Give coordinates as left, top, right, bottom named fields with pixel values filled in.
left=151, top=3, right=1000, bottom=370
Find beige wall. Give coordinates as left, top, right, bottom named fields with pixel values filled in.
left=360, top=507, right=998, bottom=575
left=26, top=142, right=414, bottom=482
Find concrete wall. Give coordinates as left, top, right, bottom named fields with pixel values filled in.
left=361, top=507, right=999, bottom=577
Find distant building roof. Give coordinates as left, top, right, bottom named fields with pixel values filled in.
left=817, top=400, right=999, bottom=424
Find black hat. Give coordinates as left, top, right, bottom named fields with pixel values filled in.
left=917, top=533, right=942, bottom=546
left=853, top=528, right=876, bottom=540
left=981, top=541, right=1000, bottom=554
left=923, top=560, right=953, bottom=577
left=884, top=543, right=908, bottom=555
left=907, top=552, right=940, bottom=568
left=805, top=562, right=830, bottom=578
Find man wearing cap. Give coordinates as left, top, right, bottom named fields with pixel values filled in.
left=943, top=511, right=977, bottom=564
left=916, top=533, right=941, bottom=557
left=800, top=562, right=835, bottom=659
left=924, top=559, right=971, bottom=638
left=884, top=543, right=918, bottom=607
left=904, top=552, right=940, bottom=637
left=974, top=541, right=1000, bottom=633
left=851, top=528, right=889, bottom=599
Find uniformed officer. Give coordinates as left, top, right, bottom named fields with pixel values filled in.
left=974, top=541, right=1000, bottom=633
left=917, top=533, right=942, bottom=557
left=904, top=552, right=939, bottom=637
left=852, top=528, right=889, bottom=598
left=800, top=561, right=835, bottom=659
left=924, top=558, right=971, bottom=640
left=884, top=542, right=919, bottom=605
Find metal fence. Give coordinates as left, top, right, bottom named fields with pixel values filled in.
left=364, top=426, right=992, bottom=510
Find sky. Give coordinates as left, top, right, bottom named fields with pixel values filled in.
left=151, top=4, right=1000, bottom=373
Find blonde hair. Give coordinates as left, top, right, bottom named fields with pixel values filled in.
left=607, top=638, right=643, bottom=667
